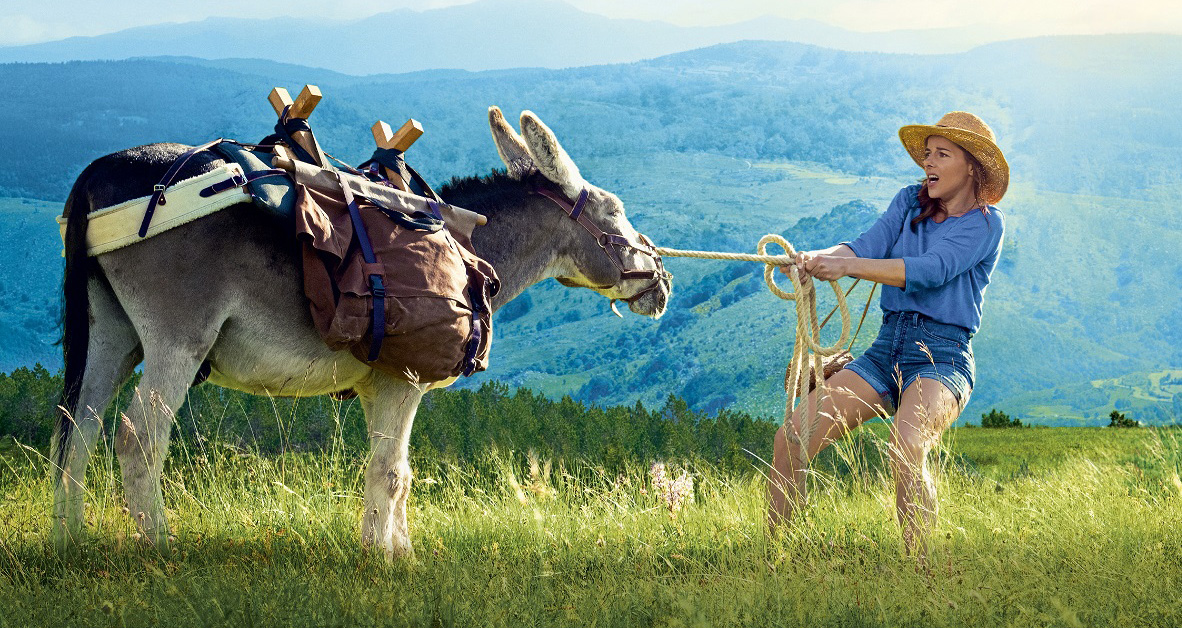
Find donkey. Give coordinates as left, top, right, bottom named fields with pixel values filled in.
left=52, top=107, right=671, bottom=558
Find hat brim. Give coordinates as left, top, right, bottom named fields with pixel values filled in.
left=898, top=124, right=1009, bottom=205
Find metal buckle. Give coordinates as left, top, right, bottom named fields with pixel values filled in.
left=152, top=184, right=167, bottom=205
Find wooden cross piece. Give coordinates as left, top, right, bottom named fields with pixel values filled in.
left=370, top=119, right=424, bottom=191
left=268, top=85, right=329, bottom=168
left=372, top=119, right=486, bottom=227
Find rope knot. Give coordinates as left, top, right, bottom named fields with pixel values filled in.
left=757, top=233, right=797, bottom=259
left=757, top=234, right=800, bottom=302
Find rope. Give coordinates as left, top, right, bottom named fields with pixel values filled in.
left=656, top=236, right=853, bottom=352
left=655, top=236, right=871, bottom=498
left=652, top=247, right=797, bottom=265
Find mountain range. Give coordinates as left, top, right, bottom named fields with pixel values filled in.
left=0, top=0, right=1020, bottom=73
left=0, top=34, right=1179, bottom=425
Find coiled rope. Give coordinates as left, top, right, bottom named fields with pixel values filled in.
left=654, top=235, right=871, bottom=479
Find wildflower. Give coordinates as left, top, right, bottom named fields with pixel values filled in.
left=649, top=462, right=694, bottom=515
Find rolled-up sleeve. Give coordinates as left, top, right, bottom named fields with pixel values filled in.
left=903, top=210, right=1004, bottom=292
left=843, top=185, right=914, bottom=259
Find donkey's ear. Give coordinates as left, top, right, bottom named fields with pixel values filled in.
left=488, top=106, right=534, bottom=179
left=519, top=111, right=586, bottom=198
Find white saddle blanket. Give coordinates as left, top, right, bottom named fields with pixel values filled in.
left=56, top=163, right=251, bottom=257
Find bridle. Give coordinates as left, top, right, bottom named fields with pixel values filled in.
left=531, top=186, right=670, bottom=314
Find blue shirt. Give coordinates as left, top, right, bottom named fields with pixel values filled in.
left=843, top=184, right=1005, bottom=334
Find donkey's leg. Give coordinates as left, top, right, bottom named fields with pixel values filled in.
left=357, top=372, right=424, bottom=559
left=114, top=332, right=214, bottom=546
left=52, top=279, right=142, bottom=546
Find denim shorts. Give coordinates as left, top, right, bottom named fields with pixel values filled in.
left=844, top=310, right=974, bottom=412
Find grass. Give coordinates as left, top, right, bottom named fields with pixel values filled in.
left=1, top=426, right=1181, bottom=627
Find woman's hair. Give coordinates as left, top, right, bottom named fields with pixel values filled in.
left=912, top=145, right=989, bottom=230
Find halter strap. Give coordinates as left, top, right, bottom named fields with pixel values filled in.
left=529, top=186, right=670, bottom=301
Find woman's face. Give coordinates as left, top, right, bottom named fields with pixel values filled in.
left=922, top=135, right=974, bottom=204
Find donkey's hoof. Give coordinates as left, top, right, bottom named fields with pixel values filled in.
left=390, top=544, right=416, bottom=563
left=362, top=538, right=415, bottom=563
left=51, top=519, right=83, bottom=552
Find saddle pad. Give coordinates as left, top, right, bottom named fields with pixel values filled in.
left=211, top=143, right=296, bottom=219
left=56, top=163, right=252, bottom=257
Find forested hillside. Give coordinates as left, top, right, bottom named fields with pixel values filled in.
left=1, top=35, right=1179, bottom=424
left=3, top=36, right=1180, bottom=202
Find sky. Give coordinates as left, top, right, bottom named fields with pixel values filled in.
left=0, top=0, right=1178, bottom=46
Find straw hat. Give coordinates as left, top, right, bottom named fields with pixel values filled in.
left=898, top=111, right=1009, bottom=205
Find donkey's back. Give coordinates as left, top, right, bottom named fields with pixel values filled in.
left=64, top=143, right=369, bottom=397
left=53, top=143, right=376, bottom=548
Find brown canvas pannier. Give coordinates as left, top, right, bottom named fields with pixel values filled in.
left=294, top=177, right=499, bottom=383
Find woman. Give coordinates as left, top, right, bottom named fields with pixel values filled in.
left=767, top=111, right=1008, bottom=553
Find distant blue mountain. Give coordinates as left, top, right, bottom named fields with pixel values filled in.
left=1, top=34, right=1179, bottom=424
left=0, top=0, right=1017, bottom=74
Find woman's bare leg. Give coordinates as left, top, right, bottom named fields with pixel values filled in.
left=890, top=377, right=962, bottom=556
left=768, top=368, right=888, bottom=530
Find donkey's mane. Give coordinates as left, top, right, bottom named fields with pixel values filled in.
left=438, top=169, right=544, bottom=217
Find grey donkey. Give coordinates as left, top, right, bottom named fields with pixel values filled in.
left=52, top=107, right=671, bottom=558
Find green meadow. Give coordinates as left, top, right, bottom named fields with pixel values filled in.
left=2, top=423, right=1180, bottom=628
left=0, top=36, right=1179, bottom=627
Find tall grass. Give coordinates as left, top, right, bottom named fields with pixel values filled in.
left=1, top=424, right=1180, bottom=627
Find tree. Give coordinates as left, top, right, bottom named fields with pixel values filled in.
left=981, top=408, right=1023, bottom=428
left=0, top=364, right=59, bottom=445
left=1107, top=410, right=1138, bottom=428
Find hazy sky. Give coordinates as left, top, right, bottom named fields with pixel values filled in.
left=1, top=0, right=1177, bottom=46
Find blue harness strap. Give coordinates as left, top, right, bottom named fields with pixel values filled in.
left=425, top=199, right=443, bottom=220
left=336, top=172, right=387, bottom=362
left=360, top=147, right=438, bottom=200
left=403, top=162, right=441, bottom=201
left=460, top=280, right=493, bottom=376
left=140, top=138, right=226, bottom=237
left=361, top=147, right=409, bottom=185
left=197, top=169, right=287, bottom=197
left=258, top=105, right=320, bottom=165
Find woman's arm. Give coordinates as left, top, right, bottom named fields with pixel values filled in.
left=782, top=245, right=906, bottom=287
left=797, top=250, right=906, bottom=287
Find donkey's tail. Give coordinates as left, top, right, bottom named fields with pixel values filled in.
left=53, top=165, right=95, bottom=472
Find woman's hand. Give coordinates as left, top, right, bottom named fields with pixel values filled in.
left=800, top=254, right=849, bottom=281
left=779, top=250, right=814, bottom=277
left=779, top=250, right=848, bottom=281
